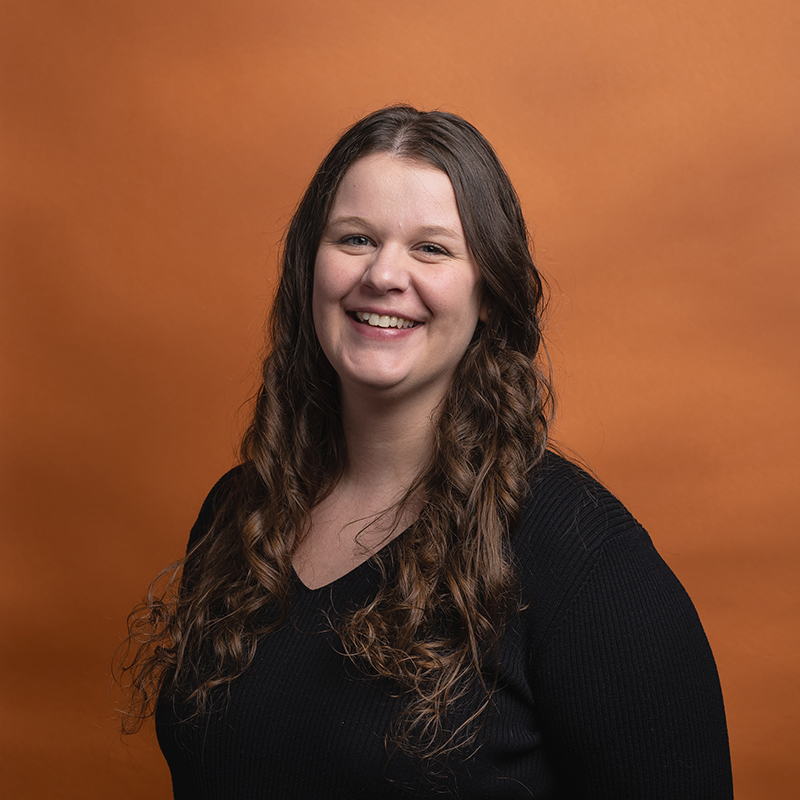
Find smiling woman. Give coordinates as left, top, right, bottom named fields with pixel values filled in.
left=118, top=106, right=733, bottom=798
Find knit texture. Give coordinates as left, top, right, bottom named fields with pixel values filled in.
left=156, top=451, right=733, bottom=798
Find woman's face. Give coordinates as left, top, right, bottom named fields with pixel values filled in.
left=312, top=153, right=488, bottom=408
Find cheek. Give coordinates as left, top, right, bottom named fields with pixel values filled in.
left=312, top=254, right=350, bottom=348
left=451, top=272, right=484, bottom=322
left=313, top=252, right=349, bottom=304
left=455, top=278, right=485, bottom=342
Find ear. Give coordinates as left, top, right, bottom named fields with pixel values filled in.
left=479, top=295, right=492, bottom=323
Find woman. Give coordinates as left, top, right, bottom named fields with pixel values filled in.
left=121, top=106, right=733, bottom=798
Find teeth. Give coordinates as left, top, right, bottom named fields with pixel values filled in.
left=355, top=311, right=417, bottom=329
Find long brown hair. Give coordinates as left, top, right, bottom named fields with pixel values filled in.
left=118, top=105, right=553, bottom=757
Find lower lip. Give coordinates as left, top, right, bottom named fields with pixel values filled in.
left=348, top=314, right=420, bottom=339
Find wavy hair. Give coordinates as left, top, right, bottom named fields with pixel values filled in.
left=118, top=105, right=553, bottom=758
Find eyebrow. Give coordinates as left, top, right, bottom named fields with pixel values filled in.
left=415, top=225, right=462, bottom=240
left=326, top=216, right=463, bottom=241
left=326, top=215, right=371, bottom=229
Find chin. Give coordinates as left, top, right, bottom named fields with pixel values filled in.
left=350, top=374, right=410, bottom=394
left=336, top=360, right=412, bottom=395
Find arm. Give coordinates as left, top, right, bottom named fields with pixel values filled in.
left=531, top=530, right=733, bottom=798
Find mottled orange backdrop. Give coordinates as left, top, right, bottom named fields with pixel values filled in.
left=2, top=0, right=798, bottom=796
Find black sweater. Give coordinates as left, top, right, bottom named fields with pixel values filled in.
left=156, top=451, right=733, bottom=798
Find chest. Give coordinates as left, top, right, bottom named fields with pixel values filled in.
left=291, top=492, right=414, bottom=590
left=156, top=572, right=558, bottom=799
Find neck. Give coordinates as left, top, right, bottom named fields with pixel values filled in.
left=338, top=387, right=441, bottom=496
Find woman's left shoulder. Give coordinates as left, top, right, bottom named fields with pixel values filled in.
left=508, top=449, right=676, bottom=618
left=513, top=449, right=648, bottom=556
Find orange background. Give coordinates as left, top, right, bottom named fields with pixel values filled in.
left=2, top=0, right=799, bottom=796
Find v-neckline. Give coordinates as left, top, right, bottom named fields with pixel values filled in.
left=291, top=525, right=410, bottom=593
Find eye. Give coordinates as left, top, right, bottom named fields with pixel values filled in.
left=340, top=234, right=372, bottom=247
left=417, top=243, right=450, bottom=256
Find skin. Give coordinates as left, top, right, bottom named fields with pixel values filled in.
left=312, top=152, right=488, bottom=408
left=294, top=153, right=488, bottom=589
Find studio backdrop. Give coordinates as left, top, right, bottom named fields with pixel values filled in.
left=2, top=0, right=798, bottom=797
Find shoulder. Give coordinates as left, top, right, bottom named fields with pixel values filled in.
left=510, top=450, right=666, bottom=638
left=514, top=448, right=646, bottom=556
left=187, top=463, right=251, bottom=550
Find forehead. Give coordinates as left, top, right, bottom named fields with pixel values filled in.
left=329, top=153, right=463, bottom=230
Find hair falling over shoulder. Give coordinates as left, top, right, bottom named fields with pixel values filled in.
left=116, top=105, right=554, bottom=758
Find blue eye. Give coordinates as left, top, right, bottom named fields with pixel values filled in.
left=341, top=235, right=371, bottom=247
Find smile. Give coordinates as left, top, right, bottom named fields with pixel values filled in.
left=352, top=311, right=419, bottom=329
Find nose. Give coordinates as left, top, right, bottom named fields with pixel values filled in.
left=360, top=245, right=411, bottom=294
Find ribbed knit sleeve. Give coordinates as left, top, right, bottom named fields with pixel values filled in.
left=515, top=454, right=733, bottom=798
